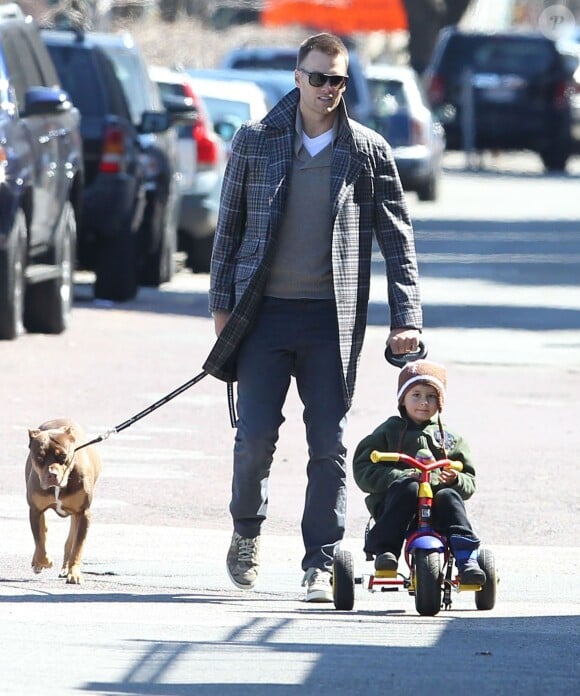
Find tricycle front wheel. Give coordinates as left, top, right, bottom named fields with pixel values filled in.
left=414, top=549, right=442, bottom=616
left=332, top=549, right=355, bottom=610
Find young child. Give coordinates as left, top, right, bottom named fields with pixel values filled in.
left=352, top=360, right=485, bottom=584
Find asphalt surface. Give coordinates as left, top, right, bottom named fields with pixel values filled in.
left=1, top=152, right=579, bottom=694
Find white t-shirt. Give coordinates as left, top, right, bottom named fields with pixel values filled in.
left=302, top=128, right=333, bottom=157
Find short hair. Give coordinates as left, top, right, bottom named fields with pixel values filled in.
left=297, top=33, right=349, bottom=69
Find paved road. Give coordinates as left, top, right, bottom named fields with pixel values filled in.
left=0, top=152, right=579, bottom=694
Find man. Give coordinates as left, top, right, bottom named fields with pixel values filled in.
left=204, top=33, right=422, bottom=602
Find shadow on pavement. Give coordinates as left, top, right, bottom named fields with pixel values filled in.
left=75, top=613, right=580, bottom=693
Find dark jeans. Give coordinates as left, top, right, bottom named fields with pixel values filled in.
left=232, top=297, right=348, bottom=571
left=364, top=477, right=477, bottom=557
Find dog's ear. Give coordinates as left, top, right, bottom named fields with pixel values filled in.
left=63, top=425, right=76, bottom=442
left=28, top=429, right=41, bottom=444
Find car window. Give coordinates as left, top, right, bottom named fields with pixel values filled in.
left=47, top=46, right=105, bottom=117
left=368, top=79, right=407, bottom=111
left=472, top=40, right=557, bottom=76
left=103, top=46, right=163, bottom=124
left=200, top=95, right=251, bottom=125
left=229, top=55, right=296, bottom=71
left=23, top=27, right=59, bottom=87
left=441, top=35, right=559, bottom=79
left=1, top=30, right=26, bottom=107
left=11, top=28, right=45, bottom=87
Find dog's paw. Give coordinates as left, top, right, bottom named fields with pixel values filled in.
left=65, top=566, right=83, bottom=585
left=32, top=555, right=53, bottom=574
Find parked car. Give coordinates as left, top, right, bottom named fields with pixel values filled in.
left=187, top=75, right=269, bottom=154
left=366, top=63, right=445, bottom=201
left=219, top=45, right=374, bottom=126
left=149, top=65, right=226, bottom=273
left=188, top=67, right=296, bottom=109
left=423, top=28, right=574, bottom=171
left=0, top=6, right=83, bottom=340
left=43, top=29, right=194, bottom=299
left=557, top=47, right=580, bottom=153
left=94, top=32, right=188, bottom=289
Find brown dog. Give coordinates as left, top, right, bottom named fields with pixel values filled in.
left=25, top=418, right=101, bottom=584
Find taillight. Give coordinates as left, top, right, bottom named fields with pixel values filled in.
left=427, top=73, right=445, bottom=106
left=194, top=125, right=220, bottom=167
left=0, top=145, right=7, bottom=184
left=181, top=80, right=220, bottom=168
left=99, top=125, right=126, bottom=173
left=410, top=118, right=426, bottom=146
left=553, top=79, right=568, bottom=109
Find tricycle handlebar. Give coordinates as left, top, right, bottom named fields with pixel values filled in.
left=370, top=450, right=463, bottom=473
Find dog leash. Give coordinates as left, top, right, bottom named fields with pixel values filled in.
left=74, top=369, right=235, bottom=453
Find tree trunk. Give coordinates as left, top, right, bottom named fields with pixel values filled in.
left=402, top=0, right=472, bottom=75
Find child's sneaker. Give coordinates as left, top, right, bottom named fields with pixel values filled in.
left=456, top=557, right=486, bottom=585
left=374, top=552, right=398, bottom=572
left=302, top=567, right=333, bottom=602
left=449, top=535, right=486, bottom=585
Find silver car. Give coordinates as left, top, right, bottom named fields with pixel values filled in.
left=150, top=65, right=226, bottom=273
left=366, top=63, right=445, bottom=201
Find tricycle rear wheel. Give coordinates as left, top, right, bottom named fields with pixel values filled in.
left=414, top=549, right=442, bottom=616
left=475, top=548, right=497, bottom=610
left=332, top=549, right=355, bottom=610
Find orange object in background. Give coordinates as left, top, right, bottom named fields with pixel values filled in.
left=261, top=0, right=408, bottom=34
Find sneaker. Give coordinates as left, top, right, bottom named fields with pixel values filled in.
left=226, top=532, right=260, bottom=589
left=374, top=552, right=398, bottom=572
left=302, top=567, right=333, bottom=603
left=457, top=558, right=486, bottom=585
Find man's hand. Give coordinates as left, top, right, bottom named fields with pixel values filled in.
left=212, top=310, right=231, bottom=337
left=387, top=328, right=421, bottom=354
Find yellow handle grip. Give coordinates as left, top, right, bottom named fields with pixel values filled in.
left=447, top=460, right=463, bottom=472
left=370, top=450, right=400, bottom=463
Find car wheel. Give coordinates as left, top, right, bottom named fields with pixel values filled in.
left=0, top=209, right=26, bottom=340
left=416, top=174, right=438, bottom=202
left=540, top=146, right=569, bottom=172
left=95, top=234, right=138, bottom=302
left=187, top=234, right=214, bottom=274
left=25, top=201, right=76, bottom=334
left=139, top=200, right=176, bottom=287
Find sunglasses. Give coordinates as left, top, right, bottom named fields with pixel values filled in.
left=297, top=68, right=348, bottom=89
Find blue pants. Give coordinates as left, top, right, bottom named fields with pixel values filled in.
left=365, top=478, right=477, bottom=557
left=232, top=297, right=348, bottom=571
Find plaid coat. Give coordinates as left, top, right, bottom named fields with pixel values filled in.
left=203, top=89, right=422, bottom=406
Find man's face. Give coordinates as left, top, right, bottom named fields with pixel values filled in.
left=295, top=49, right=348, bottom=120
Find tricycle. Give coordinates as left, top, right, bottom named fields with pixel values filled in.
left=333, top=449, right=498, bottom=616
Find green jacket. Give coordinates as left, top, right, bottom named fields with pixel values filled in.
left=352, top=415, right=476, bottom=519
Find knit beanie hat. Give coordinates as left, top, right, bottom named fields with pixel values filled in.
left=397, top=359, right=447, bottom=412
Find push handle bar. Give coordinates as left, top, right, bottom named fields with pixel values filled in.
left=384, top=341, right=428, bottom=368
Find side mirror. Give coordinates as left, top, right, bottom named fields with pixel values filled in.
left=162, top=94, right=199, bottom=126
left=24, top=87, right=72, bottom=117
left=139, top=110, right=170, bottom=134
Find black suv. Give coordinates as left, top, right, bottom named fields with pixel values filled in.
left=43, top=29, right=194, bottom=301
left=0, top=7, right=83, bottom=340
left=220, top=46, right=375, bottom=127
left=424, top=28, right=574, bottom=171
